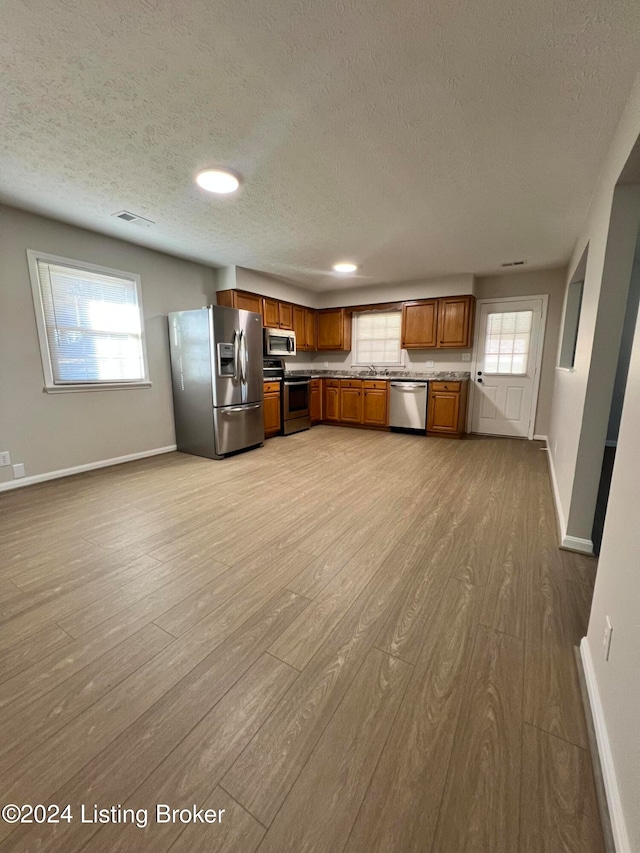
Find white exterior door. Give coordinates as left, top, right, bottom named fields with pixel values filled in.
left=471, top=297, right=546, bottom=438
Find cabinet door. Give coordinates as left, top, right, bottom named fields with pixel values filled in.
left=310, top=385, right=321, bottom=424
left=235, top=292, right=263, bottom=314
left=279, top=302, right=293, bottom=330
left=263, top=298, right=279, bottom=328
left=401, top=300, right=438, bottom=348
left=437, top=296, right=474, bottom=348
left=263, top=393, right=281, bottom=437
left=324, top=386, right=340, bottom=422
left=340, top=386, right=363, bottom=423
left=318, top=309, right=349, bottom=350
left=363, top=389, right=388, bottom=426
left=427, top=390, right=460, bottom=433
left=305, top=309, right=317, bottom=351
left=292, top=306, right=306, bottom=349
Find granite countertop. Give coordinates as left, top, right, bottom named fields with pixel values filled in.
left=285, top=369, right=470, bottom=381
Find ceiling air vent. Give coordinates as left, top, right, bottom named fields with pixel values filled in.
left=112, top=210, right=155, bottom=228
left=500, top=260, right=527, bottom=267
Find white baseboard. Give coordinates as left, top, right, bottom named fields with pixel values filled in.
left=561, top=534, right=594, bottom=554
left=0, top=446, right=177, bottom=492
left=533, top=433, right=548, bottom=442
left=580, top=638, right=631, bottom=853
left=544, top=440, right=566, bottom=544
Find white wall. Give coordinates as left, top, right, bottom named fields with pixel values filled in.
left=606, top=235, right=640, bottom=443
left=475, top=268, right=566, bottom=436
left=544, top=71, right=640, bottom=852
left=548, top=70, right=640, bottom=546
left=316, top=273, right=474, bottom=309
left=221, top=266, right=317, bottom=308
left=584, top=287, right=640, bottom=853
left=0, top=205, right=216, bottom=483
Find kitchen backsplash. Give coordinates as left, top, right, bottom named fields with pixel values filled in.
left=286, top=349, right=471, bottom=374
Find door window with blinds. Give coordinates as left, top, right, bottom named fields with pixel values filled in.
left=484, top=310, right=533, bottom=374
left=352, top=310, right=403, bottom=366
left=27, top=251, right=150, bottom=391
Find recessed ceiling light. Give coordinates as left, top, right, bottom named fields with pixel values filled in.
left=333, top=262, right=358, bottom=273
left=195, top=168, right=241, bottom=194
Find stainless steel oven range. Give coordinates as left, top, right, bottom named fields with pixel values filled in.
left=263, top=359, right=311, bottom=436
left=283, top=376, right=311, bottom=434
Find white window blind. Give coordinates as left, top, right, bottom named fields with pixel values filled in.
left=353, top=311, right=403, bottom=366
left=29, top=252, right=149, bottom=389
left=484, top=310, right=533, bottom=374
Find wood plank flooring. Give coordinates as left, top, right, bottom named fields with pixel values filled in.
left=0, top=426, right=604, bottom=852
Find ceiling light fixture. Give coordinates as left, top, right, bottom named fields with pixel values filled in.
left=333, top=262, right=358, bottom=273
left=195, top=168, right=241, bottom=194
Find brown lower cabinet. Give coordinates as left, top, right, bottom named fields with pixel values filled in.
left=427, top=380, right=468, bottom=437
left=323, top=380, right=340, bottom=422
left=321, top=379, right=389, bottom=428
left=362, top=381, right=389, bottom=425
left=310, top=379, right=322, bottom=425
left=263, top=382, right=281, bottom=438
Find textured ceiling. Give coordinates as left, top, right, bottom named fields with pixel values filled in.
left=1, top=1, right=640, bottom=291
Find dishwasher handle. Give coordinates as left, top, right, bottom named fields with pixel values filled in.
left=390, top=382, right=427, bottom=389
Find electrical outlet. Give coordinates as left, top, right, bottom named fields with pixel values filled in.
left=461, top=353, right=471, bottom=362
left=324, top=361, right=329, bottom=367
left=426, top=360, right=434, bottom=368
left=603, top=616, right=613, bottom=661
left=12, top=463, right=25, bottom=479
left=0, top=451, right=10, bottom=467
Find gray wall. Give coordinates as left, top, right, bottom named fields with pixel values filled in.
left=475, top=267, right=567, bottom=437
left=0, top=205, right=215, bottom=482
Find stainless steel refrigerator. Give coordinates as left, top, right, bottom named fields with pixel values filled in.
left=168, top=305, right=264, bottom=459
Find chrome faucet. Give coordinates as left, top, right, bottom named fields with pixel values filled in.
left=368, top=364, right=376, bottom=375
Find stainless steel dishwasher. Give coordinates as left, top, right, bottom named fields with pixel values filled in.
left=389, top=381, right=428, bottom=431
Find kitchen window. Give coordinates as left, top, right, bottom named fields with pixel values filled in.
left=352, top=310, right=403, bottom=366
left=27, top=250, right=150, bottom=392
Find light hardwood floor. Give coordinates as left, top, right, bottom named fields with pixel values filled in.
left=0, top=426, right=604, bottom=852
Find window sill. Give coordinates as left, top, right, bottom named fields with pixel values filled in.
left=43, top=382, right=153, bottom=394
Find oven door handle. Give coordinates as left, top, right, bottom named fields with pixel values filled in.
left=284, top=380, right=310, bottom=386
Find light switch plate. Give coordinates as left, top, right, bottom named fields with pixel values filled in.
left=12, top=463, right=25, bottom=479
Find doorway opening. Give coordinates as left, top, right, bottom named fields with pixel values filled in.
left=591, top=224, right=640, bottom=554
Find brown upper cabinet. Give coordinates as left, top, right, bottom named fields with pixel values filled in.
left=437, top=295, right=475, bottom=348
left=216, top=289, right=263, bottom=315
left=292, top=305, right=318, bottom=351
left=317, top=308, right=352, bottom=351
left=401, top=295, right=475, bottom=349
left=402, top=300, right=438, bottom=348
left=292, top=306, right=306, bottom=347
left=305, top=308, right=317, bottom=351
left=262, top=298, right=279, bottom=328
left=278, top=302, right=293, bottom=330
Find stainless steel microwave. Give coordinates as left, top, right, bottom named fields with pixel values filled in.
left=264, top=327, right=296, bottom=356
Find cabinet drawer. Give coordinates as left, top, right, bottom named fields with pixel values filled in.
left=325, top=379, right=340, bottom=388
left=310, top=379, right=320, bottom=389
left=430, top=381, right=461, bottom=392
left=363, top=380, right=387, bottom=390
left=340, top=379, right=362, bottom=388
left=263, top=382, right=281, bottom=394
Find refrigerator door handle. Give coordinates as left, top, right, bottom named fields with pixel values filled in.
left=223, top=404, right=261, bottom=413
left=239, top=329, right=248, bottom=384
left=232, top=330, right=240, bottom=383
